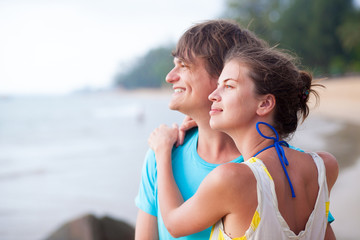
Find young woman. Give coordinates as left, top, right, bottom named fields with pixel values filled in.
left=148, top=46, right=338, bottom=239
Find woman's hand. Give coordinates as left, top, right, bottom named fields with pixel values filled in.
left=148, top=123, right=179, bottom=156
left=176, top=116, right=197, bottom=147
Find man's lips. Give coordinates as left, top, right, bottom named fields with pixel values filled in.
left=173, top=87, right=185, bottom=93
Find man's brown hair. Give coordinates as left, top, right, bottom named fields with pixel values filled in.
left=173, top=19, right=268, bottom=78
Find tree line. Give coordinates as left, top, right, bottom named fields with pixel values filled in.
left=115, top=0, right=360, bottom=89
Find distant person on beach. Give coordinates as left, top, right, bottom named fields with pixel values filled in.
left=134, top=19, right=336, bottom=239
left=148, top=45, right=338, bottom=239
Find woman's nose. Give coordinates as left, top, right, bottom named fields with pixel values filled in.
left=209, top=88, right=220, bottom=102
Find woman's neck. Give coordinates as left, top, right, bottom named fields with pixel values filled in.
left=227, top=122, right=277, bottom=161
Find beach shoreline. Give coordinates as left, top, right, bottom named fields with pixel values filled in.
left=310, top=75, right=360, bottom=126
left=309, top=75, right=360, bottom=239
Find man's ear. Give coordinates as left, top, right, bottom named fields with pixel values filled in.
left=257, top=94, right=275, bottom=116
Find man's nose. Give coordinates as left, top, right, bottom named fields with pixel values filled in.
left=165, top=67, right=180, bottom=83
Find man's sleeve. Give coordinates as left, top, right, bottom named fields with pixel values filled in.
left=135, top=149, right=158, bottom=216
left=328, top=211, right=334, bottom=223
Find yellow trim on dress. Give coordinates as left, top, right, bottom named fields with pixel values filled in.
left=325, top=201, right=330, bottom=218
left=248, top=157, right=257, bottom=163
left=210, top=224, right=215, bottom=239
left=219, top=230, right=225, bottom=240
left=249, top=157, right=273, bottom=180
left=261, top=165, right=273, bottom=180
left=250, top=210, right=261, bottom=231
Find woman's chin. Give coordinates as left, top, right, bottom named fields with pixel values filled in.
left=209, top=121, right=223, bottom=131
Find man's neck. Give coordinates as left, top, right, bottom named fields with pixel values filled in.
left=196, top=120, right=241, bottom=164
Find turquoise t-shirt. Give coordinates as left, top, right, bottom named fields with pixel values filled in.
left=135, top=128, right=334, bottom=239
left=135, top=128, right=244, bottom=239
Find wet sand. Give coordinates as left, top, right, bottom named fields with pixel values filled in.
left=311, top=75, right=360, bottom=239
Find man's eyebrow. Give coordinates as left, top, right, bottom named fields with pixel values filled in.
left=174, top=58, right=183, bottom=64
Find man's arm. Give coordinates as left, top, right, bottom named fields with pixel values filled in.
left=135, top=209, right=159, bottom=240
left=324, top=223, right=336, bottom=240
left=135, top=149, right=159, bottom=239
left=318, top=151, right=338, bottom=240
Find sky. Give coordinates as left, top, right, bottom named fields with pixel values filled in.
left=0, top=0, right=224, bottom=95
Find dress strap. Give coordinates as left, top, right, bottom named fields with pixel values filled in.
left=253, top=122, right=296, bottom=198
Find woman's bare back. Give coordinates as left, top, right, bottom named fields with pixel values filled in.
left=221, top=148, right=338, bottom=238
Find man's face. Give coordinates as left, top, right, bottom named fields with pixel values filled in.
left=165, top=57, right=218, bottom=115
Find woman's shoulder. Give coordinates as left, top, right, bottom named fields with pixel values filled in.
left=315, top=151, right=339, bottom=191
left=316, top=151, right=338, bottom=167
left=208, top=162, right=257, bottom=194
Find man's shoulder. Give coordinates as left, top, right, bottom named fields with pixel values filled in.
left=142, top=128, right=198, bottom=169
left=172, top=127, right=198, bottom=153
left=182, top=127, right=199, bottom=144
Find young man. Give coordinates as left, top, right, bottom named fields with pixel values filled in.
left=135, top=20, right=335, bottom=240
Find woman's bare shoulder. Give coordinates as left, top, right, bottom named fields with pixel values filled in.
left=208, top=162, right=257, bottom=194
left=316, top=151, right=339, bottom=191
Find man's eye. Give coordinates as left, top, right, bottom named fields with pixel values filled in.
left=180, top=62, right=188, bottom=68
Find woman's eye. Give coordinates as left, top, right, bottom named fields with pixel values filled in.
left=225, top=84, right=233, bottom=89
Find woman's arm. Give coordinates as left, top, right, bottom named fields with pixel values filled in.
left=148, top=124, right=231, bottom=238
left=317, top=151, right=338, bottom=240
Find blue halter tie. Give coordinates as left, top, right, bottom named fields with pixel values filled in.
left=253, top=122, right=296, bottom=198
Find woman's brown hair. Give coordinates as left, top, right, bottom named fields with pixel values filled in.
left=225, top=46, right=323, bottom=138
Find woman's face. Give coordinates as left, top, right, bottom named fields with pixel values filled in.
left=208, top=60, right=261, bottom=132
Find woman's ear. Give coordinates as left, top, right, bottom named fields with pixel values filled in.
left=256, top=94, right=275, bottom=116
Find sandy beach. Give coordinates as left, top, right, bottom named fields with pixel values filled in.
left=311, top=75, right=360, bottom=239
left=312, top=75, right=360, bottom=125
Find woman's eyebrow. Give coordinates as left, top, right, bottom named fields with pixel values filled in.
left=223, top=78, right=238, bottom=83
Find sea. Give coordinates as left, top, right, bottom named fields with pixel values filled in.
left=0, top=92, right=184, bottom=240
left=0, top=92, right=352, bottom=240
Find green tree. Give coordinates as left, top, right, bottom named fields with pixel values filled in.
left=223, top=0, right=359, bottom=75
left=115, top=46, right=174, bottom=89
left=337, top=9, right=360, bottom=72
left=276, top=0, right=352, bottom=74
left=223, top=0, right=290, bottom=42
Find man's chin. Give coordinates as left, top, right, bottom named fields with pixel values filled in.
left=168, top=103, right=179, bottom=111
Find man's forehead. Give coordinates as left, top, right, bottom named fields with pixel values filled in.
left=174, top=56, right=203, bottom=66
